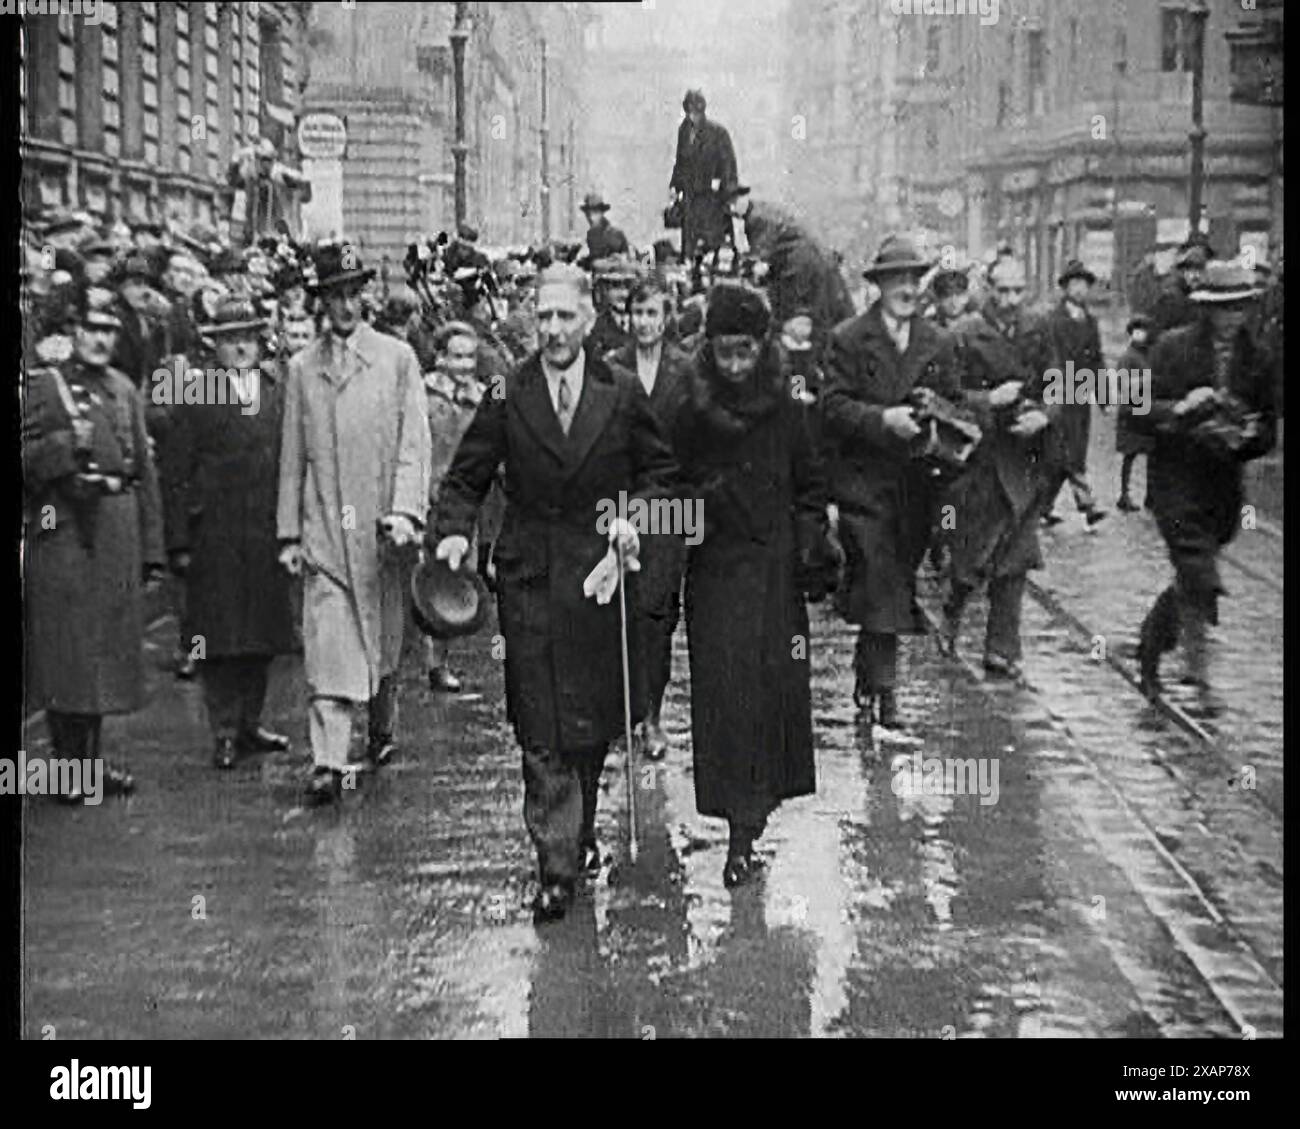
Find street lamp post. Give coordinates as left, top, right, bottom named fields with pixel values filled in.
left=1187, top=0, right=1209, bottom=241
left=539, top=35, right=550, bottom=245
left=451, top=2, right=470, bottom=231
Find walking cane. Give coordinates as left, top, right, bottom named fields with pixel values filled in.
left=615, top=538, right=639, bottom=863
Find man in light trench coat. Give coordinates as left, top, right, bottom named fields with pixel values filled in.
left=277, top=245, right=432, bottom=805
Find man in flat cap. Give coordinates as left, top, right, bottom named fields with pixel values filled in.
left=24, top=284, right=166, bottom=801
left=430, top=263, right=677, bottom=922
left=277, top=244, right=432, bottom=805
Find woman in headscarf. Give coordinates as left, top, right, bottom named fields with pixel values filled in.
left=672, top=282, right=834, bottom=887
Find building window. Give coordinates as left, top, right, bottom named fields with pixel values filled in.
left=926, top=26, right=941, bottom=73
left=1027, top=29, right=1045, bottom=113
left=997, top=80, right=1011, bottom=127
left=926, top=121, right=939, bottom=152
left=1161, top=7, right=1195, bottom=73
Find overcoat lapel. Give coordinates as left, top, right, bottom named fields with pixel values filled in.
left=513, top=355, right=569, bottom=466
left=563, top=358, right=617, bottom=475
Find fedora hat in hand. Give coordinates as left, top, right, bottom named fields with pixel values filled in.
left=411, top=555, right=491, bottom=640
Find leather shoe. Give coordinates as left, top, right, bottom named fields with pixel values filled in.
left=213, top=737, right=238, bottom=770
left=237, top=726, right=290, bottom=754
left=1041, top=512, right=1064, bottom=527
left=1084, top=505, right=1108, bottom=528
left=1117, top=495, right=1139, bottom=513
left=983, top=654, right=1023, bottom=681
left=427, top=667, right=462, bottom=694
left=580, top=843, right=601, bottom=874
left=367, top=734, right=398, bottom=768
left=303, top=767, right=343, bottom=806
left=532, top=883, right=573, bottom=923
left=102, top=764, right=136, bottom=796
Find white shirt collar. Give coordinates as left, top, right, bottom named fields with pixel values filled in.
left=880, top=308, right=911, bottom=351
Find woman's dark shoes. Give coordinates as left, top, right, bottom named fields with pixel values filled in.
left=303, top=767, right=343, bottom=806
left=1041, top=511, right=1064, bottom=528
left=1116, top=494, right=1139, bottom=513
left=580, top=843, right=601, bottom=874
left=1084, top=505, right=1108, bottom=528
left=427, top=667, right=462, bottom=694
left=532, top=883, right=573, bottom=923
left=213, top=737, right=239, bottom=770
left=237, top=726, right=290, bottom=754
left=982, top=654, right=1023, bottom=681
left=366, top=734, right=398, bottom=767
left=102, top=764, right=136, bottom=796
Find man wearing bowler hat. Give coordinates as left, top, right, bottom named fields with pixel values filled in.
left=277, top=243, right=432, bottom=805
left=161, top=294, right=296, bottom=769
left=24, top=284, right=166, bottom=800
left=431, top=263, right=677, bottom=922
left=822, top=235, right=960, bottom=729
left=580, top=192, right=630, bottom=264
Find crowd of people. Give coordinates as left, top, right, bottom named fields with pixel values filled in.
left=22, top=87, right=1282, bottom=924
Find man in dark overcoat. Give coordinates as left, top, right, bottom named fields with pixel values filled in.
left=161, top=295, right=296, bottom=769
left=604, top=276, right=694, bottom=761
left=669, top=89, right=739, bottom=262
left=1129, top=262, right=1277, bottom=707
left=1151, top=243, right=1208, bottom=335
left=822, top=235, right=960, bottom=727
left=1038, top=259, right=1106, bottom=527
left=432, top=265, right=677, bottom=922
left=579, top=192, right=630, bottom=264
left=24, top=284, right=166, bottom=799
left=940, top=256, right=1054, bottom=677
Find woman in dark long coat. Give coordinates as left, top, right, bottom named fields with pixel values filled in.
left=673, top=283, right=832, bottom=887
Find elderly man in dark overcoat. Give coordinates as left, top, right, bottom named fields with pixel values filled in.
left=161, top=295, right=296, bottom=769
left=669, top=89, right=739, bottom=261
left=822, top=235, right=960, bottom=729
left=432, top=264, right=677, bottom=922
left=24, top=284, right=166, bottom=799
left=1130, top=261, right=1277, bottom=708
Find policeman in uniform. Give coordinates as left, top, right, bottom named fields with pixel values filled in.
left=24, top=285, right=166, bottom=800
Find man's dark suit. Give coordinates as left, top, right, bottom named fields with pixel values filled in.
left=435, top=351, right=678, bottom=887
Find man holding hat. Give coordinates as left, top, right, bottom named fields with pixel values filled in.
left=277, top=243, right=432, bottom=805
left=1130, top=260, right=1277, bottom=706
left=24, top=284, right=166, bottom=800
left=669, top=89, right=740, bottom=262
left=939, top=255, right=1053, bottom=678
left=430, top=263, right=677, bottom=922
left=823, top=235, right=960, bottom=727
left=161, top=295, right=296, bottom=769
left=580, top=192, right=629, bottom=264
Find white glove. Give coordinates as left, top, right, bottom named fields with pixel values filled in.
left=583, top=545, right=641, bottom=606
left=607, top=517, right=640, bottom=562
left=435, top=535, right=470, bottom=572
left=1009, top=408, right=1049, bottom=437
left=881, top=405, right=922, bottom=441
left=988, top=380, right=1024, bottom=408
